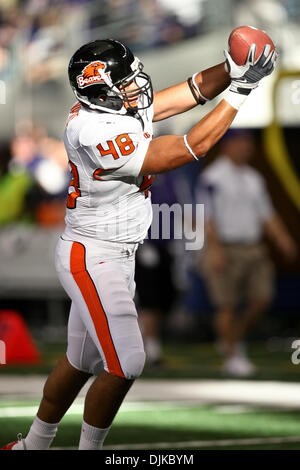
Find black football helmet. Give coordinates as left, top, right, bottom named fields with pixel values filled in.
left=68, top=39, right=153, bottom=114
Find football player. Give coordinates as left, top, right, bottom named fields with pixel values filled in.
left=2, top=39, right=276, bottom=450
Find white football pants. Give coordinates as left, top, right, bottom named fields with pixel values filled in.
left=55, top=237, right=145, bottom=379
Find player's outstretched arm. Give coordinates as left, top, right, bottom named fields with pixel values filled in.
left=140, top=44, right=277, bottom=176
left=153, top=62, right=230, bottom=122
left=141, top=99, right=237, bottom=174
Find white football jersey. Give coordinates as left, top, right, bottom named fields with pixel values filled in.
left=62, top=102, right=154, bottom=243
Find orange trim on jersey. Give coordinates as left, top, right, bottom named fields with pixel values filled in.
left=70, top=242, right=125, bottom=378
left=139, top=175, right=154, bottom=198
left=66, top=103, right=82, bottom=127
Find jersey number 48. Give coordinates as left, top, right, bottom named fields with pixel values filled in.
left=67, top=134, right=152, bottom=208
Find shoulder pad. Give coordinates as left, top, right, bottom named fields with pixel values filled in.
left=79, top=114, right=141, bottom=147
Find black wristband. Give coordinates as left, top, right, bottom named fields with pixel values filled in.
left=187, top=77, right=204, bottom=105
left=187, top=77, right=201, bottom=104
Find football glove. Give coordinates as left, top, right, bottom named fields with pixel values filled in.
left=224, top=43, right=277, bottom=95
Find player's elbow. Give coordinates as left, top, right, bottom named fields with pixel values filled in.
left=193, top=139, right=209, bottom=158
left=185, top=133, right=210, bottom=158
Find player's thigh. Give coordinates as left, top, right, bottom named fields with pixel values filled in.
left=67, top=301, right=104, bottom=375
left=56, top=239, right=145, bottom=379
left=86, top=259, right=145, bottom=379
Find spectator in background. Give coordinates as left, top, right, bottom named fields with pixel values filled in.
left=0, top=3, right=23, bottom=76
left=0, top=0, right=205, bottom=82
left=196, top=129, right=298, bottom=377
left=0, top=142, right=32, bottom=226
left=23, top=4, right=67, bottom=85
left=10, top=120, right=69, bottom=227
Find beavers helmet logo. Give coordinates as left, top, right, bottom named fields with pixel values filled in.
left=77, top=61, right=111, bottom=88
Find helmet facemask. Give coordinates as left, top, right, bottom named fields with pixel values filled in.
left=117, top=62, right=153, bottom=113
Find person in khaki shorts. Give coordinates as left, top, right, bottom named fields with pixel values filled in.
left=204, top=242, right=274, bottom=313
left=198, top=129, right=298, bottom=377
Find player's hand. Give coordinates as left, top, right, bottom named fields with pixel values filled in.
left=224, top=44, right=277, bottom=95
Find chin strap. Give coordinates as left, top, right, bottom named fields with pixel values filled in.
left=74, top=89, right=127, bottom=115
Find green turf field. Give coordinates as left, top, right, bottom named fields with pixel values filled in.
left=1, top=341, right=300, bottom=450
left=1, top=400, right=300, bottom=450
left=1, top=340, right=299, bottom=381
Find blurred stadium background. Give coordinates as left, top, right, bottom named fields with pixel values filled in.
left=1, top=0, right=300, bottom=450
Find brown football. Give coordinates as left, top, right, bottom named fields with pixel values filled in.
left=228, top=25, right=275, bottom=65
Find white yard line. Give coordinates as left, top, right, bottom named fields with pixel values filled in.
left=0, top=401, right=196, bottom=418
left=2, top=378, right=300, bottom=408
left=103, top=436, right=300, bottom=450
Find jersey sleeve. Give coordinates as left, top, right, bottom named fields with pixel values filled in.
left=78, top=115, right=149, bottom=178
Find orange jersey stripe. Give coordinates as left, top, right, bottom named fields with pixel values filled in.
left=70, top=241, right=125, bottom=378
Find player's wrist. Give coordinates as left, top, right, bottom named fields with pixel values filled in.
left=224, top=89, right=249, bottom=110
left=229, top=80, right=257, bottom=95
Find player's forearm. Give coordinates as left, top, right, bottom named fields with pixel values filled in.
left=194, top=62, right=230, bottom=101
left=186, top=99, right=237, bottom=157
left=153, top=62, right=230, bottom=121
left=140, top=100, right=237, bottom=175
